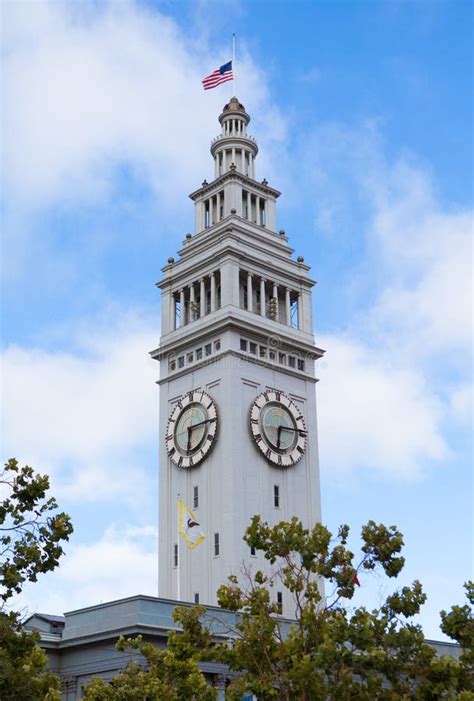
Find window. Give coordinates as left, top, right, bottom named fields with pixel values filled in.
left=279, top=353, right=286, bottom=365
left=205, top=343, right=212, bottom=356
left=288, top=355, right=296, bottom=368
left=249, top=342, right=257, bottom=355
left=187, top=352, right=194, bottom=363
left=214, top=339, right=221, bottom=351
left=250, top=545, right=256, bottom=557
left=297, top=358, right=305, bottom=371
left=169, top=360, right=176, bottom=371
left=274, top=485, right=280, bottom=508
left=193, top=485, right=199, bottom=510
left=196, top=347, right=203, bottom=360
left=178, top=356, right=185, bottom=368
left=214, top=532, right=220, bottom=557
left=269, top=351, right=276, bottom=360
left=259, top=346, right=267, bottom=358
left=277, top=591, right=283, bottom=614
left=240, top=339, right=247, bottom=351
left=173, top=544, right=178, bottom=568
left=194, top=593, right=200, bottom=604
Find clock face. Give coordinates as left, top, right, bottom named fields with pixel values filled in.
left=166, top=390, right=218, bottom=468
left=250, top=390, right=306, bottom=467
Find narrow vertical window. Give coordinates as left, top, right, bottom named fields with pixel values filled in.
left=214, top=532, right=220, bottom=557
left=194, top=593, right=200, bottom=604
left=193, top=485, right=199, bottom=510
left=173, top=544, right=178, bottom=567
left=250, top=545, right=256, bottom=556
left=274, top=485, right=280, bottom=508
left=277, top=591, right=283, bottom=614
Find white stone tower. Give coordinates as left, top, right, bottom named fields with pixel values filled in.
left=151, top=97, right=324, bottom=614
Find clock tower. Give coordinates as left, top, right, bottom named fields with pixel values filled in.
left=151, top=97, right=324, bottom=614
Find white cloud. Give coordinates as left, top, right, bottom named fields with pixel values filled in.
left=1, top=312, right=158, bottom=503
left=367, top=163, right=473, bottom=359
left=449, top=384, right=473, bottom=425
left=2, top=0, right=284, bottom=210
left=18, top=523, right=158, bottom=615
left=307, top=123, right=472, bottom=477
left=317, top=335, right=447, bottom=478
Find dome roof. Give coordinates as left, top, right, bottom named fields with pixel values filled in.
left=218, top=96, right=250, bottom=124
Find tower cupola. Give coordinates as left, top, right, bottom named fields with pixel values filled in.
left=211, top=96, right=258, bottom=178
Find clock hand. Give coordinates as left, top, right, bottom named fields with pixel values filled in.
left=278, top=426, right=307, bottom=435
left=186, top=427, right=192, bottom=455
left=187, top=418, right=215, bottom=430
left=277, top=425, right=282, bottom=450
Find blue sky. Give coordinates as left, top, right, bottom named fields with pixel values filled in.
left=1, top=0, right=472, bottom=639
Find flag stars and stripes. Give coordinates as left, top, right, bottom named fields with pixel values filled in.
left=202, top=61, right=233, bottom=90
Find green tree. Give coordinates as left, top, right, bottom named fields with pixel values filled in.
left=82, top=517, right=473, bottom=700
left=0, top=610, right=61, bottom=701
left=0, top=458, right=73, bottom=602
left=83, top=605, right=217, bottom=700
left=215, top=516, right=473, bottom=700
left=0, top=458, right=73, bottom=700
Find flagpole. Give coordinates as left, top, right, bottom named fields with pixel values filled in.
left=232, top=33, right=236, bottom=96
left=176, top=494, right=181, bottom=601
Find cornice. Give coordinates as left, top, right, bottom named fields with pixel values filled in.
left=158, top=249, right=315, bottom=291
left=159, top=220, right=314, bottom=289
left=210, top=134, right=258, bottom=157
left=152, top=308, right=319, bottom=352
left=151, top=312, right=325, bottom=381
left=178, top=216, right=293, bottom=257
left=189, top=171, right=281, bottom=200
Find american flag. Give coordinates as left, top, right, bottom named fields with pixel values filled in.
left=202, top=61, right=233, bottom=90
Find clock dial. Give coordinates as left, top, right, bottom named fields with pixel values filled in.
left=250, top=390, right=306, bottom=467
left=166, top=390, right=218, bottom=468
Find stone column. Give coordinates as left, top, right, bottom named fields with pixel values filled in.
left=200, top=278, right=206, bottom=318
left=272, top=282, right=279, bottom=320
left=285, top=288, right=291, bottom=326
left=247, top=272, right=253, bottom=312
left=260, top=278, right=266, bottom=316
left=210, top=273, right=216, bottom=313
left=179, top=289, right=185, bottom=326
left=256, top=195, right=260, bottom=224
left=222, top=149, right=227, bottom=172
left=189, top=283, right=195, bottom=321
left=246, top=190, right=251, bottom=221
left=250, top=152, right=254, bottom=178
left=231, top=147, right=235, bottom=167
